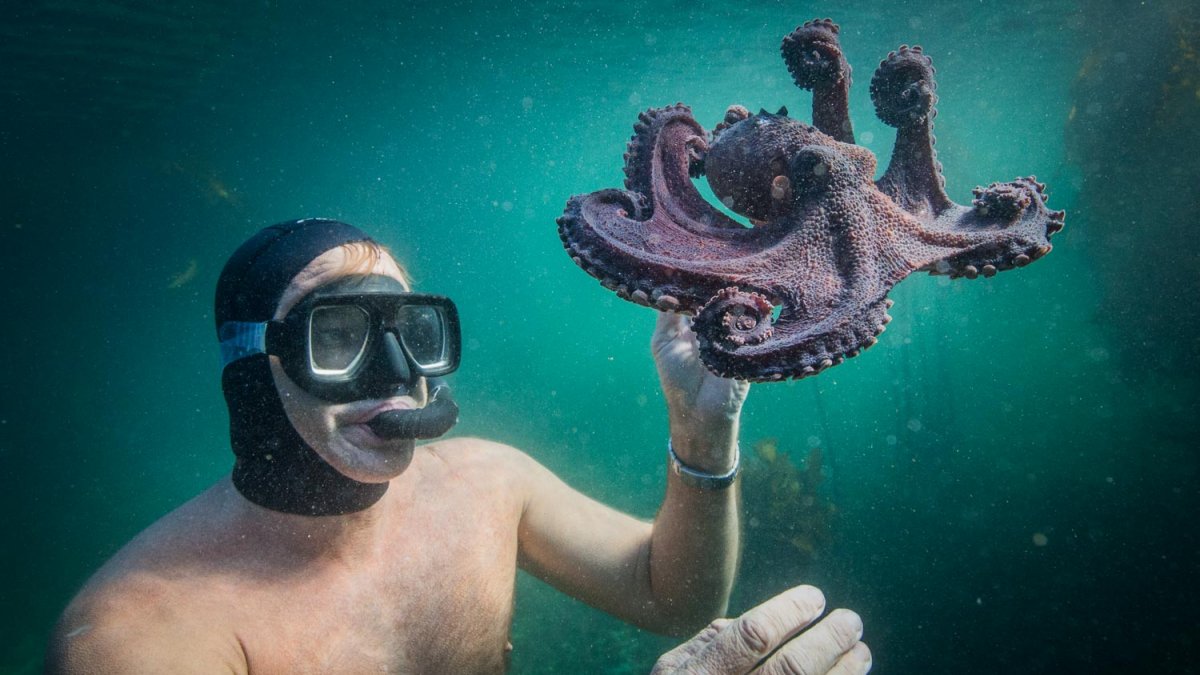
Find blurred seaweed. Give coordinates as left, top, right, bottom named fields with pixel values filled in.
left=1065, top=0, right=1200, bottom=382
left=740, top=438, right=837, bottom=581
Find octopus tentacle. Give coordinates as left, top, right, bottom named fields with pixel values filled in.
left=559, top=107, right=790, bottom=313
left=907, top=177, right=1066, bottom=278
left=697, top=292, right=894, bottom=382
left=558, top=186, right=796, bottom=314
left=781, top=18, right=855, bottom=144
left=622, top=104, right=744, bottom=235
left=871, top=45, right=954, bottom=218
left=558, top=190, right=713, bottom=311
left=694, top=288, right=776, bottom=349
left=870, top=47, right=1066, bottom=279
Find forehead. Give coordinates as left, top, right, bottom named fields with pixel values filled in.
left=274, top=246, right=409, bottom=319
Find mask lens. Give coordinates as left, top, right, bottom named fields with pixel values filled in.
left=309, top=305, right=370, bottom=374
left=396, top=305, right=447, bottom=368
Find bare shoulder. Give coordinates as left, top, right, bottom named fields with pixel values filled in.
left=47, top=483, right=247, bottom=674
left=47, top=569, right=244, bottom=674
left=420, top=436, right=544, bottom=474
left=416, top=436, right=554, bottom=504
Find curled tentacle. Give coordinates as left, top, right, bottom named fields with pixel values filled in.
left=870, top=45, right=937, bottom=128
left=623, top=104, right=696, bottom=203
left=697, top=297, right=895, bottom=382
left=558, top=189, right=716, bottom=311
left=781, top=19, right=848, bottom=89
left=916, top=177, right=1065, bottom=279
left=981, top=175, right=1065, bottom=236
left=621, top=104, right=745, bottom=234
left=694, top=287, right=775, bottom=348
left=872, top=44, right=953, bottom=218
left=781, top=18, right=854, bottom=143
left=972, top=181, right=1033, bottom=221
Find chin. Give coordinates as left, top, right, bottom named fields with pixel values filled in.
left=326, top=436, right=417, bottom=483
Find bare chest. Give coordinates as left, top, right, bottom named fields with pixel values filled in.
left=231, top=495, right=520, bottom=673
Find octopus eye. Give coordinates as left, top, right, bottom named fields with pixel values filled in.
left=788, top=148, right=836, bottom=194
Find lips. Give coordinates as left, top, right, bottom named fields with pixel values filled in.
left=347, top=399, right=419, bottom=425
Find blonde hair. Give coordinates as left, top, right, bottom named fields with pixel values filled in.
left=336, top=240, right=412, bottom=288
left=275, top=240, right=414, bottom=319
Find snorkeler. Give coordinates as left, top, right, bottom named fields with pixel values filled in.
left=46, top=219, right=870, bottom=674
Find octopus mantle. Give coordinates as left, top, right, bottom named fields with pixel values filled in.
left=557, top=19, right=1064, bottom=382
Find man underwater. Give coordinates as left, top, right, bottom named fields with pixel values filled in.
left=47, top=218, right=871, bottom=674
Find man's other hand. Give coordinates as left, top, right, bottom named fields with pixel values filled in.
left=651, top=586, right=871, bottom=675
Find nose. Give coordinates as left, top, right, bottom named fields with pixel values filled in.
left=381, top=331, right=413, bottom=384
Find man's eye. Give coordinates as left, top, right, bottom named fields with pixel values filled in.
left=316, top=328, right=352, bottom=345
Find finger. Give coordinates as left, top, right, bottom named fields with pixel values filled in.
left=652, top=618, right=733, bottom=672
left=825, top=642, right=872, bottom=675
left=753, top=609, right=864, bottom=675
left=657, top=309, right=686, bottom=327
left=653, top=313, right=701, bottom=363
left=680, top=617, right=732, bottom=656
left=652, top=311, right=685, bottom=349
left=690, top=586, right=827, bottom=674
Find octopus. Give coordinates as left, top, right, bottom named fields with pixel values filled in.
left=557, top=19, right=1065, bottom=382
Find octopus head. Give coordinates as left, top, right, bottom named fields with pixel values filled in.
left=705, top=111, right=877, bottom=223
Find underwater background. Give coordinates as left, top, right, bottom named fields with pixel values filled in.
left=2, top=0, right=1198, bottom=672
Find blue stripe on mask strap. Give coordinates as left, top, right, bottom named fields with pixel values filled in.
left=218, top=321, right=268, bottom=369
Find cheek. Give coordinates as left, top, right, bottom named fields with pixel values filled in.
left=269, top=358, right=334, bottom=441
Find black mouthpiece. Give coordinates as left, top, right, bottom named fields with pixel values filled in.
left=366, top=384, right=460, bottom=439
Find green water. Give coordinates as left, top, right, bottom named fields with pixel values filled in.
left=2, top=1, right=1197, bottom=672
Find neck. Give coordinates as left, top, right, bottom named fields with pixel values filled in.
left=220, top=474, right=398, bottom=562
left=231, top=448, right=390, bottom=516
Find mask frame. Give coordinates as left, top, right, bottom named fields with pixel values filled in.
left=265, top=274, right=461, bottom=403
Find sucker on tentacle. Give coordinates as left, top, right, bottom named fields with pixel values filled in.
left=558, top=18, right=1064, bottom=382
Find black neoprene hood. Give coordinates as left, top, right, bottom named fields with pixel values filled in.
left=215, top=218, right=388, bottom=516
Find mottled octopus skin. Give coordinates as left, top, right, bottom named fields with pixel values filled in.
left=557, top=19, right=1065, bottom=382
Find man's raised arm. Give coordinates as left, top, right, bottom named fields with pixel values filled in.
left=517, top=312, right=746, bottom=636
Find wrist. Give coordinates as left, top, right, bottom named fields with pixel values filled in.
left=669, top=440, right=740, bottom=490
left=668, top=419, right=739, bottom=475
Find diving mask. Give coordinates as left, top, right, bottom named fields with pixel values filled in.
left=220, top=274, right=462, bottom=404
